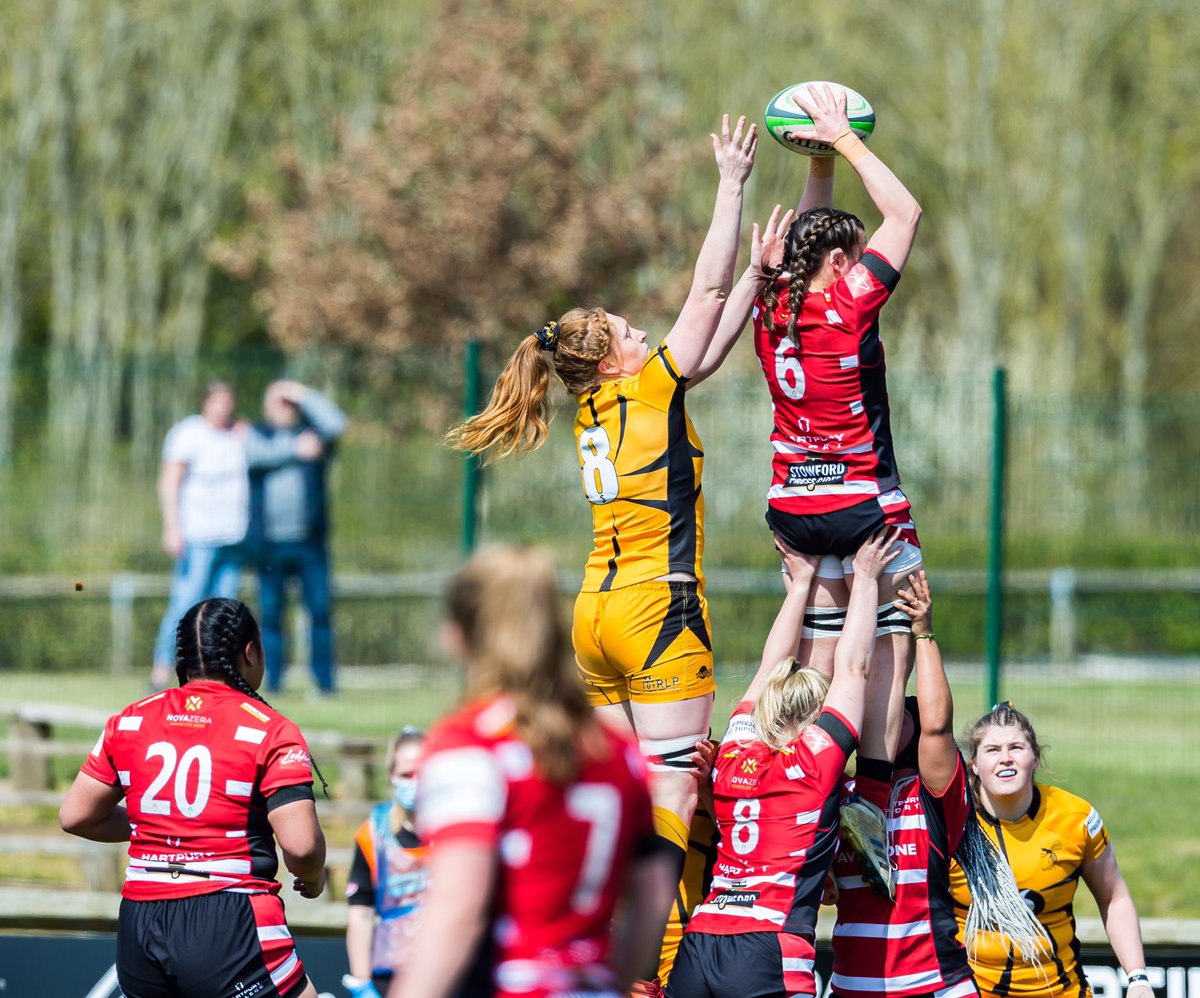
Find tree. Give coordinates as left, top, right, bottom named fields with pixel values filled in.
left=221, top=0, right=692, bottom=415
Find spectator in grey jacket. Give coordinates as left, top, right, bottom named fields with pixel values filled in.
left=245, top=380, right=347, bottom=695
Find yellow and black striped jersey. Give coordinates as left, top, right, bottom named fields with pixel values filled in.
left=949, top=783, right=1110, bottom=998
left=575, top=345, right=705, bottom=592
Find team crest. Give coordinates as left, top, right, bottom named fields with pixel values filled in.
left=184, top=696, right=203, bottom=712
left=741, top=758, right=758, bottom=774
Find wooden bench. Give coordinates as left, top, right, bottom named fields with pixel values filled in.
left=3, top=702, right=384, bottom=801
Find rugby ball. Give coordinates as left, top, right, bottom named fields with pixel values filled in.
left=764, top=81, right=875, bottom=157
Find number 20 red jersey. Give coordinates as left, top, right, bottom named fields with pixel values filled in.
left=753, top=250, right=906, bottom=517
left=686, top=703, right=858, bottom=995
left=79, top=680, right=315, bottom=901
left=416, top=695, right=659, bottom=998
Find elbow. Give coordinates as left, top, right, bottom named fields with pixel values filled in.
left=283, top=830, right=327, bottom=872
left=59, top=800, right=88, bottom=837
left=902, top=200, right=923, bottom=230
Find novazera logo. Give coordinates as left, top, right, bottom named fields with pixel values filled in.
left=165, top=714, right=212, bottom=724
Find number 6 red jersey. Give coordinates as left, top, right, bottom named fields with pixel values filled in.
left=79, top=680, right=315, bottom=900
left=753, top=250, right=905, bottom=516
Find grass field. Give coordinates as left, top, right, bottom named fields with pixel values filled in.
left=2, top=660, right=1197, bottom=917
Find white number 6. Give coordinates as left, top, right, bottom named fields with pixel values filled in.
left=774, top=340, right=805, bottom=401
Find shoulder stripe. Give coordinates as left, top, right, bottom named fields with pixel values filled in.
left=861, top=251, right=900, bottom=293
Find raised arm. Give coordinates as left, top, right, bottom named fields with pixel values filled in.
left=690, top=204, right=794, bottom=387
left=660, top=114, right=757, bottom=379
left=824, top=531, right=901, bottom=733
left=792, top=85, right=921, bottom=272
left=797, top=156, right=835, bottom=215
left=742, top=539, right=821, bottom=703
left=895, top=570, right=959, bottom=794
left=1081, top=845, right=1152, bottom=997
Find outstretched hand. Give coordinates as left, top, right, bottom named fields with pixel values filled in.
left=851, top=528, right=903, bottom=581
left=711, top=113, right=758, bottom=185
left=788, top=84, right=851, bottom=147
left=750, top=203, right=795, bottom=280
left=894, top=570, right=933, bottom=634
left=774, top=532, right=822, bottom=593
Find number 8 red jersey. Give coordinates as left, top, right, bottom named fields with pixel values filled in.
left=80, top=680, right=315, bottom=900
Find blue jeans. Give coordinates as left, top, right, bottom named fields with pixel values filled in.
left=152, top=544, right=244, bottom=670
left=257, top=539, right=335, bottom=693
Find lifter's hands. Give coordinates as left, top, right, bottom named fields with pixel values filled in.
left=851, top=528, right=903, bottom=581
left=750, top=203, right=795, bottom=280
left=712, top=113, right=758, bottom=186
left=894, top=570, right=933, bottom=635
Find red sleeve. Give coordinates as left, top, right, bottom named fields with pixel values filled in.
left=792, top=707, right=858, bottom=799
left=259, top=718, right=314, bottom=797
left=833, top=250, right=898, bottom=340
left=415, top=720, right=505, bottom=848
left=925, top=751, right=971, bottom=854
left=854, top=772, right=892, bottom=810
left=79, top=714, right=121, bottom=789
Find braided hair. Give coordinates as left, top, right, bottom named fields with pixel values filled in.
left=175, top=598, right=330, bottom=797
left=762, top=207, right=866, bottom=346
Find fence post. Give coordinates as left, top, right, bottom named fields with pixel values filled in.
left=1049, top=567, right=1077, bottom=665
left=985, top=368, right=1007, bottom=711
left=461, top=338, right=482, bottom=554
left=109, top=573, right=137, bottom=674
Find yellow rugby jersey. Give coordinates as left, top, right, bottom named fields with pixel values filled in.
left=576, top=345, right=705, bottom=592
left=949, top=784, right=1110, bottom=998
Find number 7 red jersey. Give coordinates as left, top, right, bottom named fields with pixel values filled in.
left=416, top=695, right=659, bottom=998
left=79, top=680, right=316, bottom=900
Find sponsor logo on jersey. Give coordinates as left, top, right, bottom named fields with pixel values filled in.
left=741, top=758, right=758, bottom=774
left=240, top=702, right=270, bottom=723
left=786, top=458, right=847, bottom=491
left=715, top=889, right=760, bottom=910
left=730, top=774, right=760, bottom=789
left=184, top=696, right=203, bottom=711
left=280, top=748, right=311, bottom=767
left=846, top=266, right=873, bottom=294
left=697, top=664, right=711, bottom=680
left=801, top=726, right=833, bottom=754
left=1039, top=839, right=1063, bottom=870
left=165, top=713, right=212, bottom=725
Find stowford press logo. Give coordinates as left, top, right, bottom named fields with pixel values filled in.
left=715, top=889, right=759, bottom=910
left=786, top=458, right=846, bottom=492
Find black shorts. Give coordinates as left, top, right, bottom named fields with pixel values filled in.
left=766, top=500, right=919, bottom=560
left=665, top=930, right=814, bottom=998
left=117, top=891, right=308, bottom=998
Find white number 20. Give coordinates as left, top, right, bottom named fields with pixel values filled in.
left=141, top=742, right=212, bottom=818
left=579, top=425, right=619, bottom=505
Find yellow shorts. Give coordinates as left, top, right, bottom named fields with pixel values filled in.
left=659, top=803, right=718, bottom=986
left=573, top=580, right=715, bottom=706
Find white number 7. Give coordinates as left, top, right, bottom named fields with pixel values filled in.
left=565, top=783, right=621, bottom=915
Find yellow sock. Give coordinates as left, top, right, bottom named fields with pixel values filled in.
left=653, top=807, right=689, bottom=853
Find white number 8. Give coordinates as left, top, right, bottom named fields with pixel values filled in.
left=774, top=340, right=805, bottom=401
left=579, top=425, right=619, bottom=505
left=731, top=797, right=761, bottom=855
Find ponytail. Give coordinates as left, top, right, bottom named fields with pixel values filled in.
left=445, top=308, right=614, bottom=461
left=447, top=544, right=598, bottom=784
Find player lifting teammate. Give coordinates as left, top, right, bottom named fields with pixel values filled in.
left=446, top=114, right=785, bottom=983
left=665, top=531, right=900, bottom=998
left=60, top=598, right=326, bottom=998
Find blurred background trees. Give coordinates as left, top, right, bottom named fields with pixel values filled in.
left=0, top=0, right=1197, bottom=573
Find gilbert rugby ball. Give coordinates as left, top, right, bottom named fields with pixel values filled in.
left=764, top=81, right=875, bottom=157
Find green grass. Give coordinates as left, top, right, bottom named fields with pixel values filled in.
left=3, top=664, right=1198, bottom=916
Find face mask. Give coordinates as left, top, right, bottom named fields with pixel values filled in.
left=391, top=776, right=417, bottom=812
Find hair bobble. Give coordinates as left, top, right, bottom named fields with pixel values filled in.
left=534, top=320, right=560, bottom=352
